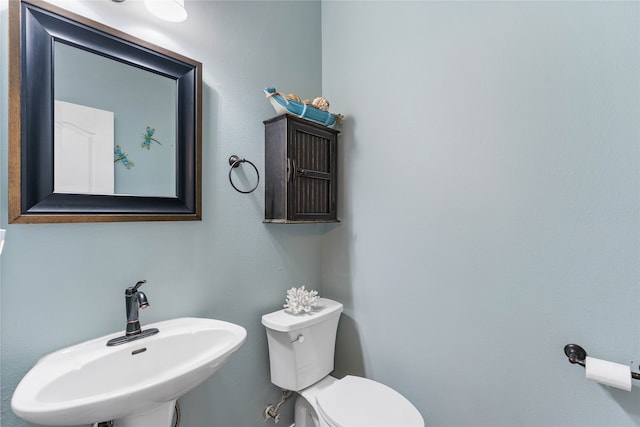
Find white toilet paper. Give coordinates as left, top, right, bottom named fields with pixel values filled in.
left=585, top=356, right=632, bottom=391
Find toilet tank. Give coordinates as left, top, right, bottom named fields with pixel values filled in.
left=262, top=298, right=343, bottom=391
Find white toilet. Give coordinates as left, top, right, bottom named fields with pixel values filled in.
left=262, top=298, right=424, bottom=427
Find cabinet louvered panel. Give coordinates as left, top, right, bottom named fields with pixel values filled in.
left=292, top=128, right=331, bottom=215
left=264, top=114, right=339, bottom=223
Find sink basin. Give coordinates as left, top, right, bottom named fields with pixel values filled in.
left=12, top=317, right=247, bottom=426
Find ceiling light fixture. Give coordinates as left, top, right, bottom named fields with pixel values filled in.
left=144, top=0, right=188, bottom=23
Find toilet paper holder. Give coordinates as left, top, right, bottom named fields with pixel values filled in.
left=564, top=343, right=640, bottom=381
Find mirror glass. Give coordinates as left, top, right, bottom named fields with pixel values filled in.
left=54, top=42, right=177, bottom=197
left=9, top=0, right=202, bottom=223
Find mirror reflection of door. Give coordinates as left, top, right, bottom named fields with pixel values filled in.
left=54, top=100, right=115, bottom=195
left=54, top=42, right=177, bottom=198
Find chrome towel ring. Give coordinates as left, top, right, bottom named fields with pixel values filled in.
left=228, top=155, right=260, bottom=194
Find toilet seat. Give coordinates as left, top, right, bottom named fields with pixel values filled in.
left=314, top=376, right=424, bottom=427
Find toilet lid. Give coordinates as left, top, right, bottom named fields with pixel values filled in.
left=315, top=376, right=424, bottom=427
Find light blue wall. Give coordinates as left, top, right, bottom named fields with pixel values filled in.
left=0, top=1, right=322, bottom=426
left=3, top=1, right=640, bottom=427
left=322, top=1, right=640, bottom=426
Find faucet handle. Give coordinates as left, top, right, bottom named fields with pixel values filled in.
left=132, top=279, right=147, bottom=291
left=126, top=280, right=147, bottom=295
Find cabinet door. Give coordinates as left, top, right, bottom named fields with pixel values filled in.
left=288, top=120, right=337, bottom=221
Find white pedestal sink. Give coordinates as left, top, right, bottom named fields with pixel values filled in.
left=11, top=317, right=247, bottom=426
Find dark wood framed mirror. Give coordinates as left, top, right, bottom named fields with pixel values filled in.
left=9, top=0, right=202, bottom=223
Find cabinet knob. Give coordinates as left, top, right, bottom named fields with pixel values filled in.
left=287, top=158, right=296, bottom=182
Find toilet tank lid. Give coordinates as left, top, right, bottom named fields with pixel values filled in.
left=262, top=298, right=343, bottom=332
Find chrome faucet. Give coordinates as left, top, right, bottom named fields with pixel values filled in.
left=107, top=280, right=159, bottom=346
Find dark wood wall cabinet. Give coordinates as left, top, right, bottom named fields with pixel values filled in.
left=264, top=114, right=339, bottom=223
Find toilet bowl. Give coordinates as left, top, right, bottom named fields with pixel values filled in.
left=262, top=298, right=424, bottom=427
left=296, top=375, right=424, bottom=427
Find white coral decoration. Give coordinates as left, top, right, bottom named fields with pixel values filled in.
left=284, top=286, right=319, bottom=315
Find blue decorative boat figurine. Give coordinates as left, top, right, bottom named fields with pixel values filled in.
left=264, top=87, right=343, bottom=128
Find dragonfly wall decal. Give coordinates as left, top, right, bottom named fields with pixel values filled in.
left=142, top=126, right=162, bottom=149
left=114, top=145, right=134, bottom=169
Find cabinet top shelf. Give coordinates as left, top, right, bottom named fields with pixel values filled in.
left=263, top=114, right=341, bottom=134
